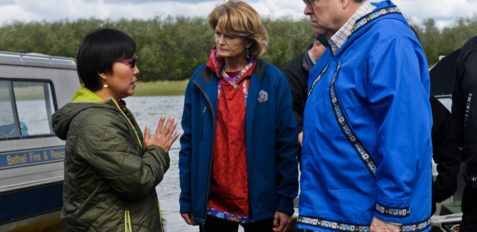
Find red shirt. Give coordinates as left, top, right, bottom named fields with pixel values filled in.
left=206, top=58, right=256, bottom=217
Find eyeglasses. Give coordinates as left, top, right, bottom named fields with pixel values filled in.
left=114, top=56, right=137, bottom=68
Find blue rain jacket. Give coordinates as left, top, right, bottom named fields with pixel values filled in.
left=179, top=60, right=299, bottom=224
left=297, top=1, right=433, bottom=231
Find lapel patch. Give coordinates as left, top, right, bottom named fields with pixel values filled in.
left=258, top=90, right=268, bottom=103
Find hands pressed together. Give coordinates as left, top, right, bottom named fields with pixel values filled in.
left=143, top=116, right=181, bottom=152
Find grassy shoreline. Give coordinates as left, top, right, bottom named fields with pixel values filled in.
left=134, top=80, right=188, bottom=96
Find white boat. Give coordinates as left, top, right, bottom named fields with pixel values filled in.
left=0, top=51, right=80, bottom=231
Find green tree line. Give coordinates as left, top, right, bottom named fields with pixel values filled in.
left=0, top=16, right=476, bottom=81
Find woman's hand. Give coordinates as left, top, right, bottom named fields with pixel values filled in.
left=143, top=116, right=181, bottom=152
left=181, top=213, right=196, bottom=225
left=273, top=211, right=292, bottom=232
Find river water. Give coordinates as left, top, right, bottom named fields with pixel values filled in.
left=125, top=95, right=459, bottom=232
left=125, top=95, right=199, bottom=232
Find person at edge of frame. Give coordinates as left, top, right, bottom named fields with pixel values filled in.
left=284, top=35, right=328, bottom=150
left=429, top=95, right=461, bottom=215
left=452, top=35, right=477, bottom=232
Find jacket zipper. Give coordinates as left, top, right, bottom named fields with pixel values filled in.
left=464, top=92, right=472, bottom=127
left=193, top=80, right=217, bottom=225
left=307, top=62, right=330, bottom=97
left=329, top=62, right=377, bottom=176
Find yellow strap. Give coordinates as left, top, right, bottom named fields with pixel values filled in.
left=124, top=209, right=133, bottom=232
left=158, top=204, right=164, bottom=232
left=124, top=210, right=128, bottom=232
left=112, top=99, right=143, bottom=147
left=128, top=210, right=133, bottom=232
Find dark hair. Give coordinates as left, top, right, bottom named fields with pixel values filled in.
left=76, top=28, right=136, bottom=91
left=315, top=35, right=329, bottom=48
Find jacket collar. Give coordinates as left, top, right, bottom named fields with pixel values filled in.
left=328, top=0, right=376, bottom=54
left=194, top=59, right=268, bottom=136
left=302, top=44, right=315, bottom=72
left=332, top=0, right=403, bottom=57
left=199, top=59, right=266, bottom=84
left=71, top=86, right=106, bottom=103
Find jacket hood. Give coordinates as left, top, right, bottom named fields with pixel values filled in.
left=206, top=47, right=223, bottom=77
left=52, top=86, right=114, bottom=140
left=302, top=43, right=315, bottom=72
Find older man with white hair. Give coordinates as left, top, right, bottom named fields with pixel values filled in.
left=297, top=0, right=433, bottom=231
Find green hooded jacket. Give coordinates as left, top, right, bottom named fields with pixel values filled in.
left=52, top=87, right=169, bottom=232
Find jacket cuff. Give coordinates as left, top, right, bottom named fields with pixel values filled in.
left=276, top=196, right=294, bottom=216
left=375, top=203, right=410, bottom=217
left=147, top=145, right=170, bottom=165
left=147, top=144, right=167, bottom=154
left=374, top=196, right=411, bottom=223
left=179, top=201, right=192, bottom=214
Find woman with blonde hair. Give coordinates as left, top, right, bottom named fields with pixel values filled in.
left=178, top=1, right=299, bottom=232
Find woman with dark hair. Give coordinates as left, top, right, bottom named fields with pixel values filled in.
left=52, top=28, right=180, bottom=232
left=178, top=1, right=299, bottom=232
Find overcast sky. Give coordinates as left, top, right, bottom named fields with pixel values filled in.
left=0, top=0, right=475, bottom=28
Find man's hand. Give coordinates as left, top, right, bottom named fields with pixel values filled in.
left=273, top=211, right=292, bottom=232
left=370, top=217, right=400, bottom=232
left=181, top=213, right=196, bottom=225
left=298, top=132, right=303, bottom=146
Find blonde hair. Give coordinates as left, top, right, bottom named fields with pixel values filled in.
left=207, top=0, right=269, bottom=58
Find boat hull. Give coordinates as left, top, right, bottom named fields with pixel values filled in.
left=0, top=181, right=63, bottom=231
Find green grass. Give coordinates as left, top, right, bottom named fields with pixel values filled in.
left=134, top=80, right=188, bottom=96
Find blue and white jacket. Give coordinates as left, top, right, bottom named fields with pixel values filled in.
left=297, top=1, right=433, bottom=231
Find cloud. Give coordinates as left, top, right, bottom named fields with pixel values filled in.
left=0, top=0, right=291, bottom=24
left=84, top=0, right=209, bottom=3
left=0, top=0, right=475, bottom=28
left=0, top=0, right=14, bottom=5
left=394, top=0, right=476, bottom=23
